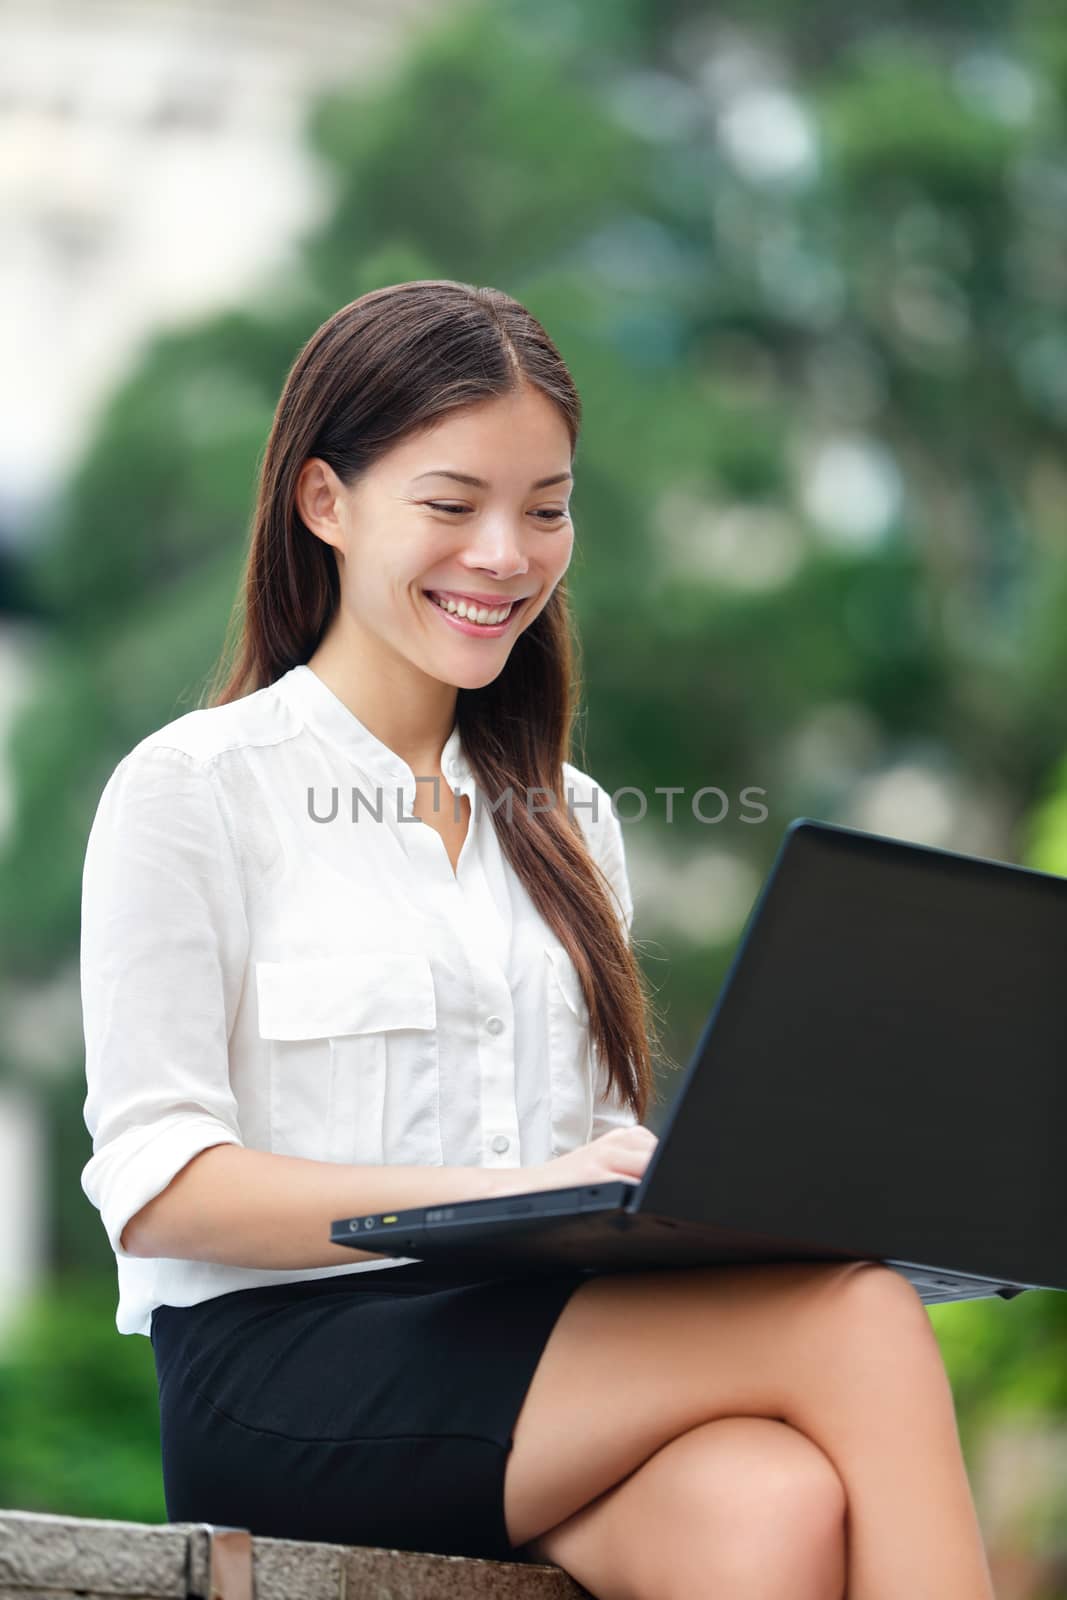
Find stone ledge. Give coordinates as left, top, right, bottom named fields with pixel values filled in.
left=0, top=1509, right=591, bottom=1599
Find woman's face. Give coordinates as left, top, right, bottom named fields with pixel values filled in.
left=298, top=385, right=575, bottom=692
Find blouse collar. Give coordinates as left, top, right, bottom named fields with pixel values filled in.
left=275, top=664, right=473, bottom=799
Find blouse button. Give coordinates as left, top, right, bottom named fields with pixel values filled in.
left=486, top=1015, right=505, bottom=1035
left=491, top=1134, right=510, bottom=1153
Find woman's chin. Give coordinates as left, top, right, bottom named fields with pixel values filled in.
left=423, top=654, right=510, bottom=692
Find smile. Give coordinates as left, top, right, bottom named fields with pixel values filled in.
left=423, top=590, right=526, bottom=634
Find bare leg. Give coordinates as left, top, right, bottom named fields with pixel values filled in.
left=526, top=1414, right=849, bottom=1600
left=504, top=1261, right=995, bottom=1600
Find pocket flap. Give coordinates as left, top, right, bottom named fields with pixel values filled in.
left=255, top=950, right=436, bottom=1040
left=544, top=941, right=590, bottom=1024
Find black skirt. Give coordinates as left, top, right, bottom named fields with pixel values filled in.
left=150, top=1261, right=596, bottom=1563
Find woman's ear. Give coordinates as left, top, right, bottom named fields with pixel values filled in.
left=296, top=457, right=346, bottom=554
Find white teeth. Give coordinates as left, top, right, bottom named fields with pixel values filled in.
left=428, top=592, right=515, bottom=625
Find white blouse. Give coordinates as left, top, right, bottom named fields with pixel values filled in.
left=79, top=663, right=637, bottom=1336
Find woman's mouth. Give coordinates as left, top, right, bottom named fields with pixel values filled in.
left=423, top=590, right=527, bottom=637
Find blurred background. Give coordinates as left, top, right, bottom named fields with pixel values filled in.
left=1, top=0, right=1065, bottom=1593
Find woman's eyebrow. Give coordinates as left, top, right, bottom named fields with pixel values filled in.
left=411, top=469, right=573, bottom=489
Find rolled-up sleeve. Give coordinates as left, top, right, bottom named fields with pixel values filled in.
left=590, top=785, right=640, bottom=1137
left=79, top=743, right=247, bottom=1258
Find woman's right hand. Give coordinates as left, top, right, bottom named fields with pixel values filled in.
left=508, top=1126, right=658, bottom=1195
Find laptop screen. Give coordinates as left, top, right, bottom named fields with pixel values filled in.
left=646, top=822, right=1067, bottom=1288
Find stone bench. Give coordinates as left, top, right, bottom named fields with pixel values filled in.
left=0, top=1510, right=590, bottom=1599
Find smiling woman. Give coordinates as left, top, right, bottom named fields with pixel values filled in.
left=78, top=279, right=996, bottom=1600
left=289, top=379, right=580, bottom=697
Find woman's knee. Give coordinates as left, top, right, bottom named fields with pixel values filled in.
left=683, top=1414, right=846, bottom=1524
left=652, top=1416, right=847, bottom=1595
left=831, top=1260, right=935, bottom=1342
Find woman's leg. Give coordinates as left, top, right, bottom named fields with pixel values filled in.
left=523, top=1414, right=848, bottom=1600
left=504, top=1259, right=994, bottom=1600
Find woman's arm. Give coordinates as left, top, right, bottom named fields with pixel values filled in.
left=121, top=1143, right=529, bottom=1267
left=80, top=744, right=250, bottom=1263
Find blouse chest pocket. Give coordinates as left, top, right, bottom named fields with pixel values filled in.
left=255, top=950, right=438, bottom=1168
left=543, top=940, right=594, bottom=1157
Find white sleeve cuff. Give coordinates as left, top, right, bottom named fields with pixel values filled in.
left=82, top=1110, right=243, bottom=1259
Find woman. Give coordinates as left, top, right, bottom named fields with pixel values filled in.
left=80, top=280, right=995, bottom=1599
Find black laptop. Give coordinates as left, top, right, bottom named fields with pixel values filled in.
left=331, top=817, right=1067, bottom=1305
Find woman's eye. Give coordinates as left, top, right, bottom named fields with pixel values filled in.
left=426, top=502, right=567, bottom=524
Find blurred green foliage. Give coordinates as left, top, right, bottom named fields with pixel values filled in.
left=0, top=1275, right=164, bottom=1520
left=0, top=0, right=1063, bottom=1553
left=932, top=1289, right=1067, bottom=1448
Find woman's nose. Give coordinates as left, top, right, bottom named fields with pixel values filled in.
left=461, top=519, right=531, bottom=577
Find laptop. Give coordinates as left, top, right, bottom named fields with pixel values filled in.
left=331, top=817, right=1067, bottom=1305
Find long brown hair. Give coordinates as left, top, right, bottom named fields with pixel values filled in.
left=202, top=279, right=664, bottom=1124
